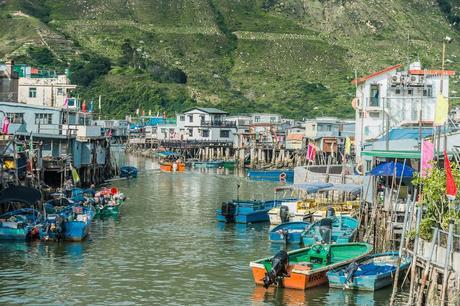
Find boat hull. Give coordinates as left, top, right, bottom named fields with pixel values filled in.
left=64, top=221, right=90, bottom=241
left=223, top=161, right=236, bottom=169
left=327, top=252, right=411, bottom=291
left=269, top=222, right=309, bottom=244
left=0, top=227, right=29, bottom=241
left=247, top=169, right=294, bottom=183
left=160, top=162, right=185, bottom=172
left=206, top=161, right=223, bottom=168
left=251, top=266, right=328, bottom=290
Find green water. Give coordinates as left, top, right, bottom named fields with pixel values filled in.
left=0, top=153, right=408, bottom=305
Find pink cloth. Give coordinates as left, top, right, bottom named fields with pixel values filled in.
left=2, top=116, right=10, bottom=134
left=421, top=140, right=434, bottom=177
left=307, top=144, right=316, bottom=161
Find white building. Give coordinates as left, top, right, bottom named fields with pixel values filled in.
left=18, top=74, right=76, bottom=108
left=176, top=107, right=236, bottom=142
left=250, top=113, right=282, bottom=124
left=353, top=62, right=454, bottom=160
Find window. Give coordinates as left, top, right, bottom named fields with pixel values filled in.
left=270, top=116, right=276, bottom=123
left=423, top=85, right=433, bottom=97
left=180, top=116, right=185, bottom=121
left=188, top=115, right=193, bottom=123
left=188, top=128, right=193, bottom=136
left=6, top=113, right=24, bottom=124
left=254, top=116, right=260, bottom=123
left=57, top=88, right=64, bottom=95
left=220, top=130, right=230, bottom=138
left=202, top=129, right=209, bottom=137
left=29, top=87, right=37, bottom=98
left=35, top=113, right=53, bottom=124
left=408, top=89, right=413, bottom=95
left=200, top=115, right=205, bottom=124
left=160, top=128, right=166, bottom=134
left=395, top=89, right=401, bottom=95
left=370, top=84, right=379, bottom=107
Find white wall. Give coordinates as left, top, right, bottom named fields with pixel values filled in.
left=17, top=75, right=76, bottom=108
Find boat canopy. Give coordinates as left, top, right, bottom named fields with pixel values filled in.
left=320, top=183, right=363, bottom=195
left=369, top=161, right=415, bottom=178
left=157, top=151, right=178, bottom=157
left=291, top=182, right=333, bottom=193
left=0, top=186, right=41, bottom=206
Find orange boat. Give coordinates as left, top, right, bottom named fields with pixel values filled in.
left=160, top=161, right=185, bottom=172
left=250, top=243, right=373, bottom=290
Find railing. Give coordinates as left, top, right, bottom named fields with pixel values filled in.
left=37, top=124, right=77, bottom=137
left=201, top=121, right=237, bottom=128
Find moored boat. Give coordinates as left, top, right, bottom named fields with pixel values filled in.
left=247, top=169, right=294, bottom=183
left=216, top=199, right=297, bottom=223
left=269, top=221, right=310, bottom=244
left=268, top=201, right=314, bottom=225
left=0, top=186, right=42, bottom=241
left=301, top=215, right=358, bottom=246
left=206, top=160, right=224, bottom=168
left=120, top=166, right=138, bottom=178
left=327, top=252, right=411, bottom=291
left=157, top=151, right=186, bottom=172
left=250, top=242, right=373, bottom=290
left=223, top=160, right=236, bottom=169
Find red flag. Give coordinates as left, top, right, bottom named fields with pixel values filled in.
left=307, top=144, right=316, bottom=162
left=82, top=100, right=87, bottom=113
left=444, top=150, right=457, bottom=200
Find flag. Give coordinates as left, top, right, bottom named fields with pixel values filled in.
left=444, top=150, right=457, bottom=200
left=142, top=109, right=145, bottom=116
left=136, top=108, right=140, bottom=116
left=344, top=137, right=351, bottom=155
left=307, top=144, right=316, bottom=161
left=434, top=95, right=449, bottom=126
left=70, top=164, right=80, bottom=184
left=2, top=116, right=10, bottom=134
left=63, top=97, right=68, bottom=107
left=421, top=140, right=435, bottom=177
left=88, top=100, right=94, bottom=112
left=82, top=100, right=87, bottom=113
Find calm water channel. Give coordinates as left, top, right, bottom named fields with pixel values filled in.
left=0, top=153, right=408, bottom=305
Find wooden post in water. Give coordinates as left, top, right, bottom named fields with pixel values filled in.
left=408, top=205, right=423, bottom=304
left=416, top=227, right=439, bottom=306
left=440, top=220, right=455, bottom=305
left=389, top=194, right=413, bottom=306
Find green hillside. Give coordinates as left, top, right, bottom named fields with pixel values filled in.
left=1, top=0, right=460, bottom=119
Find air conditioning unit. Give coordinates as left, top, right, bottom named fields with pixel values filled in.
left=391, top=75, right=401, bottom=84
left=409, top=75, right=420, bottom=84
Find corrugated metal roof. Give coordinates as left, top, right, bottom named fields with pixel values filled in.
left=376, top=127, right=434, bottom=141
left=186, top=107, right=228, bottom=114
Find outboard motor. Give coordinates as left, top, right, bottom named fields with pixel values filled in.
left=343, top=261, right=360, bottom=289
left=279, top=205, right=289, bottom=223
left=317, top=217, right=333, bottom=244
left=263, top=250, right=289, bottom=288
left=221, top=202, right=236, bottom=222
left=326, top=206, right=336, bottom=218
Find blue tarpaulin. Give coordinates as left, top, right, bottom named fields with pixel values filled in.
left=369, top=162, right=415, bottom=177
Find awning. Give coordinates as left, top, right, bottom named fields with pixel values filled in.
left=291, top=182, right=333, bottom=193
left=0, top=186, right=42, bottom=206
left=369, top=161, right=415, bottom=177
left=320, top=183, right=363, bottom=195
left=361, top=150, right=421, bottom=159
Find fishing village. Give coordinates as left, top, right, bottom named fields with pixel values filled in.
left=1, top=2, right=460, bottom=305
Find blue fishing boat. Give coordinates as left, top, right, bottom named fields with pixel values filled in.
left=216, top=199, right=297, bottom=223
left=40, top=200, right=95, bottom=242
left=0, top=186, right=42, bottom=241
left=206, top=160, right=224, bottom=168
left=327, top=252, right=411, bottom=291
left=269, top=221, right=310, bottom=244
left=120, top=166, right=138, bottom=178
left=301, top=215, right=358, bottom=246
left=247, top=169, right=294, bottom=183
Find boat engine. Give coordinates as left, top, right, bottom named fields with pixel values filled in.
left=263, top=250, right=289, bottom=288
left=279, top=206, right=290, bottom=223
left=326, top=206, right=336, bottom=218
left=317, top=218, right=333, bottom=244
left=221, top=202, right=236, bottom=222
left=343, top=261, right=360, bottom=289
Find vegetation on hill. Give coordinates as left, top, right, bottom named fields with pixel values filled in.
left=1, top=0, right=460, bottom=119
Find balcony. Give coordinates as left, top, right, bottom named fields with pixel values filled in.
left=200, top=121, right=237, bottom=128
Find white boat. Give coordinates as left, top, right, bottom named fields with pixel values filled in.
left=268, top=201, right=314, bottom=225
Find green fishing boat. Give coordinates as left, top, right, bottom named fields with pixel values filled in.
left=250, top=242, right=373, bottom=290
left=223, top=160, right=236, bottom=169
left=95, top=205, right=120, bottom=218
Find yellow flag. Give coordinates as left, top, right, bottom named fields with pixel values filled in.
left=434, top=94, right=449, bottom=126
left=70, top=164, right=80, bottom=184
left=345, top=137, right=351, bottom=155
